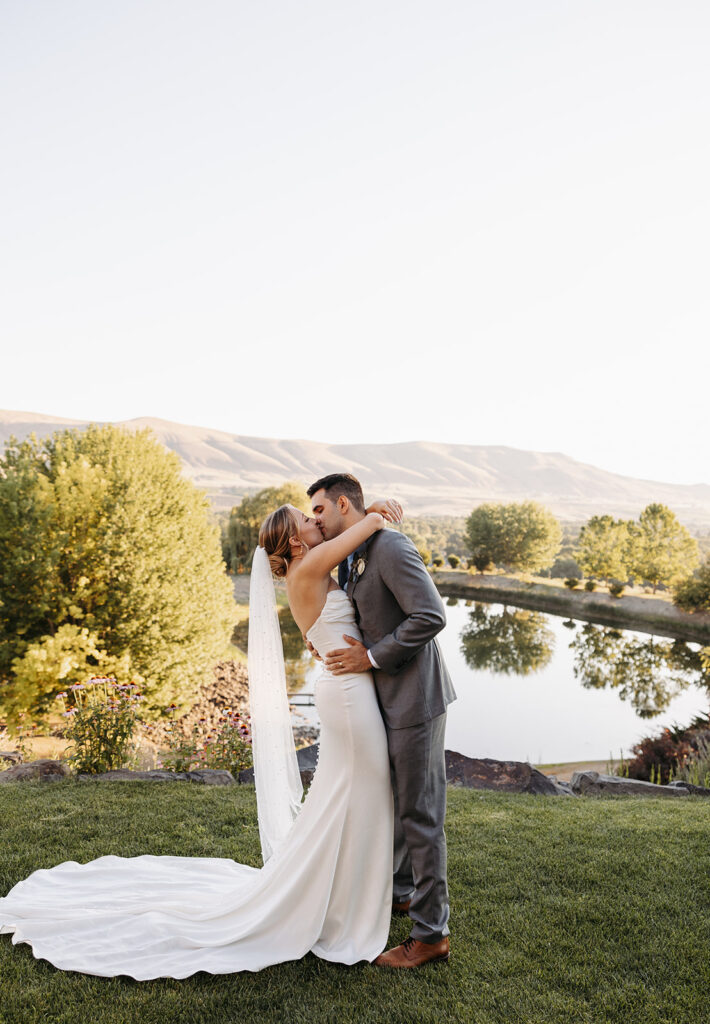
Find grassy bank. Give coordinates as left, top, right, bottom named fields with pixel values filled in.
left=432, top=570, right=710, bottom=644
left=1, top=782, right=709, bottom=1024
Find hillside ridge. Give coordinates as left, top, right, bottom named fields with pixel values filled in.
left=1, top=410, right=708, bottom=523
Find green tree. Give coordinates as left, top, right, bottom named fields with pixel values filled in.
left=225, top=482, right=310, bottom=571
left=576, top=515, right=629, bottom=583
left=464, top=503, right=504, bottom=573
left=627, top=503, right=699, bottom=593
left=0, top=426, right=235, bottom=724
left=465, top=501, right=562, bottom=574
left=673, top=557, right=710, bottom=612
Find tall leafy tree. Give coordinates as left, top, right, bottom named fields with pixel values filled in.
left=577, top=515, right=629, bottom=582
left=627, top=503, right=699, bottom=593
left=464, top=503, right=505, bottom=572
left=225, top=482, right=310, bottom=571
left=465, top=501, right=561, bottom=574
left=0, top=426, right=235, bottom=724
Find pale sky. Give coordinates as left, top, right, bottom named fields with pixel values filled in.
left=2, top=1, right=708, bottom=485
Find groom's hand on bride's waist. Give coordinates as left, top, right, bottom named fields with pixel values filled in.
left=324, top=635, right=372, bottom=675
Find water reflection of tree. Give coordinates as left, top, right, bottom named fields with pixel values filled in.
left=232, top=607, right=310, bottom=693
left=460, top=604, right=555, bottom=676
left=570, top=624, right=709, bottom=718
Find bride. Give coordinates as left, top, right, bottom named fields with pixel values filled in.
left=0, top=503, right=399, bottom=979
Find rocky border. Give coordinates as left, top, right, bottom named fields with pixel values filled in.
left=6, top=749, right=709, bottom=799
left=0, top=759, right=235, bottom=786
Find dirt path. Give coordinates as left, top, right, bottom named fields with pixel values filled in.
left=535, top=759, right=621, bottom=782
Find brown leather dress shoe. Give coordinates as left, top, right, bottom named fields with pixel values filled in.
left=392, top=898, right=411, bottom=915
left=374, top=936, right=450, bottom=968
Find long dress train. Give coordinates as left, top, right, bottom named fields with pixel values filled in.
left=0, top=591, right=394, bottom=978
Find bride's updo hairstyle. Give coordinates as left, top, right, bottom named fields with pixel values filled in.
left=258, top=505, right=308, bottom=578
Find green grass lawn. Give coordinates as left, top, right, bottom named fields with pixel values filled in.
left=1, top=783, right=709, bottom=1024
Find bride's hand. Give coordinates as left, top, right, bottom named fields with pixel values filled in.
left=366, top=499, right=403, bottom=524
left=303, top=636, right=322, bottom=661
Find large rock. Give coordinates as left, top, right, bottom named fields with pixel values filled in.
left=238, top=744, right=318, bottom=787
left=79, top=769, right=189, bottom=782
left=0, top=759, right=71, bottom=783
left=239, top=746, right=568, bottom=794
left=667, top=779, right=710, bottom=798
left=445, top=751, right=564, bottom=795
left=186, top=769, right=235, bottom=786
left=0, top=750, right=22, bottom=766
left=78, top=768, right=235, bottom=785
left=571, top=771, right=689, bottom=797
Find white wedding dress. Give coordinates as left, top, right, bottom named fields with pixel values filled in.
left=0, top=590, right=394, bottom=978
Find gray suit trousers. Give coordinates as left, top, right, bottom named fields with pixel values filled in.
left=388, top=711, right=450, bottom=943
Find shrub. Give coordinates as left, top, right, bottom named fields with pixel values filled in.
left=624, top=728, right=692, bottom=784
left=417, top=546, right=432, bottom=566
left=671, top=734, right=710, bottom=789
left=447, top=554, right=461, bottom=569
left=584, top=579, right=597, bottom=592
left=432, top=556, right=445, bottom=568
left=608, top=582, right=625, bottom=597
left=469, top=554, right=492, bottom=573
left=673, top=558, right=710, bottom=613
left=59, top=677, right=142, bottom=774
left=549, top=556, right=582, bottom=579
left=160, top=708, right=252, bottom=778
left=625, top=716, right=710, bottom=785
left=564, top=577, right=580, bottom=590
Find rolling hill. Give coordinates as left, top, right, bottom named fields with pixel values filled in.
left=2, top=410, right=709, bottom=526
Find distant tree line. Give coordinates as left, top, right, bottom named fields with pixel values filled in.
left=223, top=490, right=470, bottom=571
left=223, top=481, right=709, bottom=612
left=576, top=505, right=699, bottom=593
left=464, top=499, right=705, bottom=606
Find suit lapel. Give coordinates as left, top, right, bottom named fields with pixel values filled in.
left=346, top=535, right=376, bottom=602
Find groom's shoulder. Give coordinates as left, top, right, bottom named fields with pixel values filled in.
left=370, top=528, right=418, bottom=558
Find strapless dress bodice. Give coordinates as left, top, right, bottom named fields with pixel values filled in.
left=306, top=589, right=362, bottom=658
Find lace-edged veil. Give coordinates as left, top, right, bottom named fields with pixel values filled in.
left=248, top=546, right=303, bottom=863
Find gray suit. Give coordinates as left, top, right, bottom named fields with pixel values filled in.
left=345, top=528, right=456, bottom=944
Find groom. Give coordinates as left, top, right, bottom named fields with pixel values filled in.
left=307, top=473, right=457, bottom=968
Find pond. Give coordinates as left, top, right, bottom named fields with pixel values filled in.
left=244, top=598, right=710, bottom=765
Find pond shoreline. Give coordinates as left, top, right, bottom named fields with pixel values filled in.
left=432, top=571, right=710, bottom=644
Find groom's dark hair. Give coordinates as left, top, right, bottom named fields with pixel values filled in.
left=307, top=473, right=366, bottom=514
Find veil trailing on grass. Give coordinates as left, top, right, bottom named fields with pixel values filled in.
left=248, top=546, right=303, bottom=863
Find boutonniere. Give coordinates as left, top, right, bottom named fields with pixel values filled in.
left=350, top=554, right=367, bottom=584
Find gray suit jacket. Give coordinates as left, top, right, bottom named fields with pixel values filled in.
left=346, top=529, right=456, bottom=730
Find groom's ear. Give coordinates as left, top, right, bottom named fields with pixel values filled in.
left=336, top=495, right=350, bottom=515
